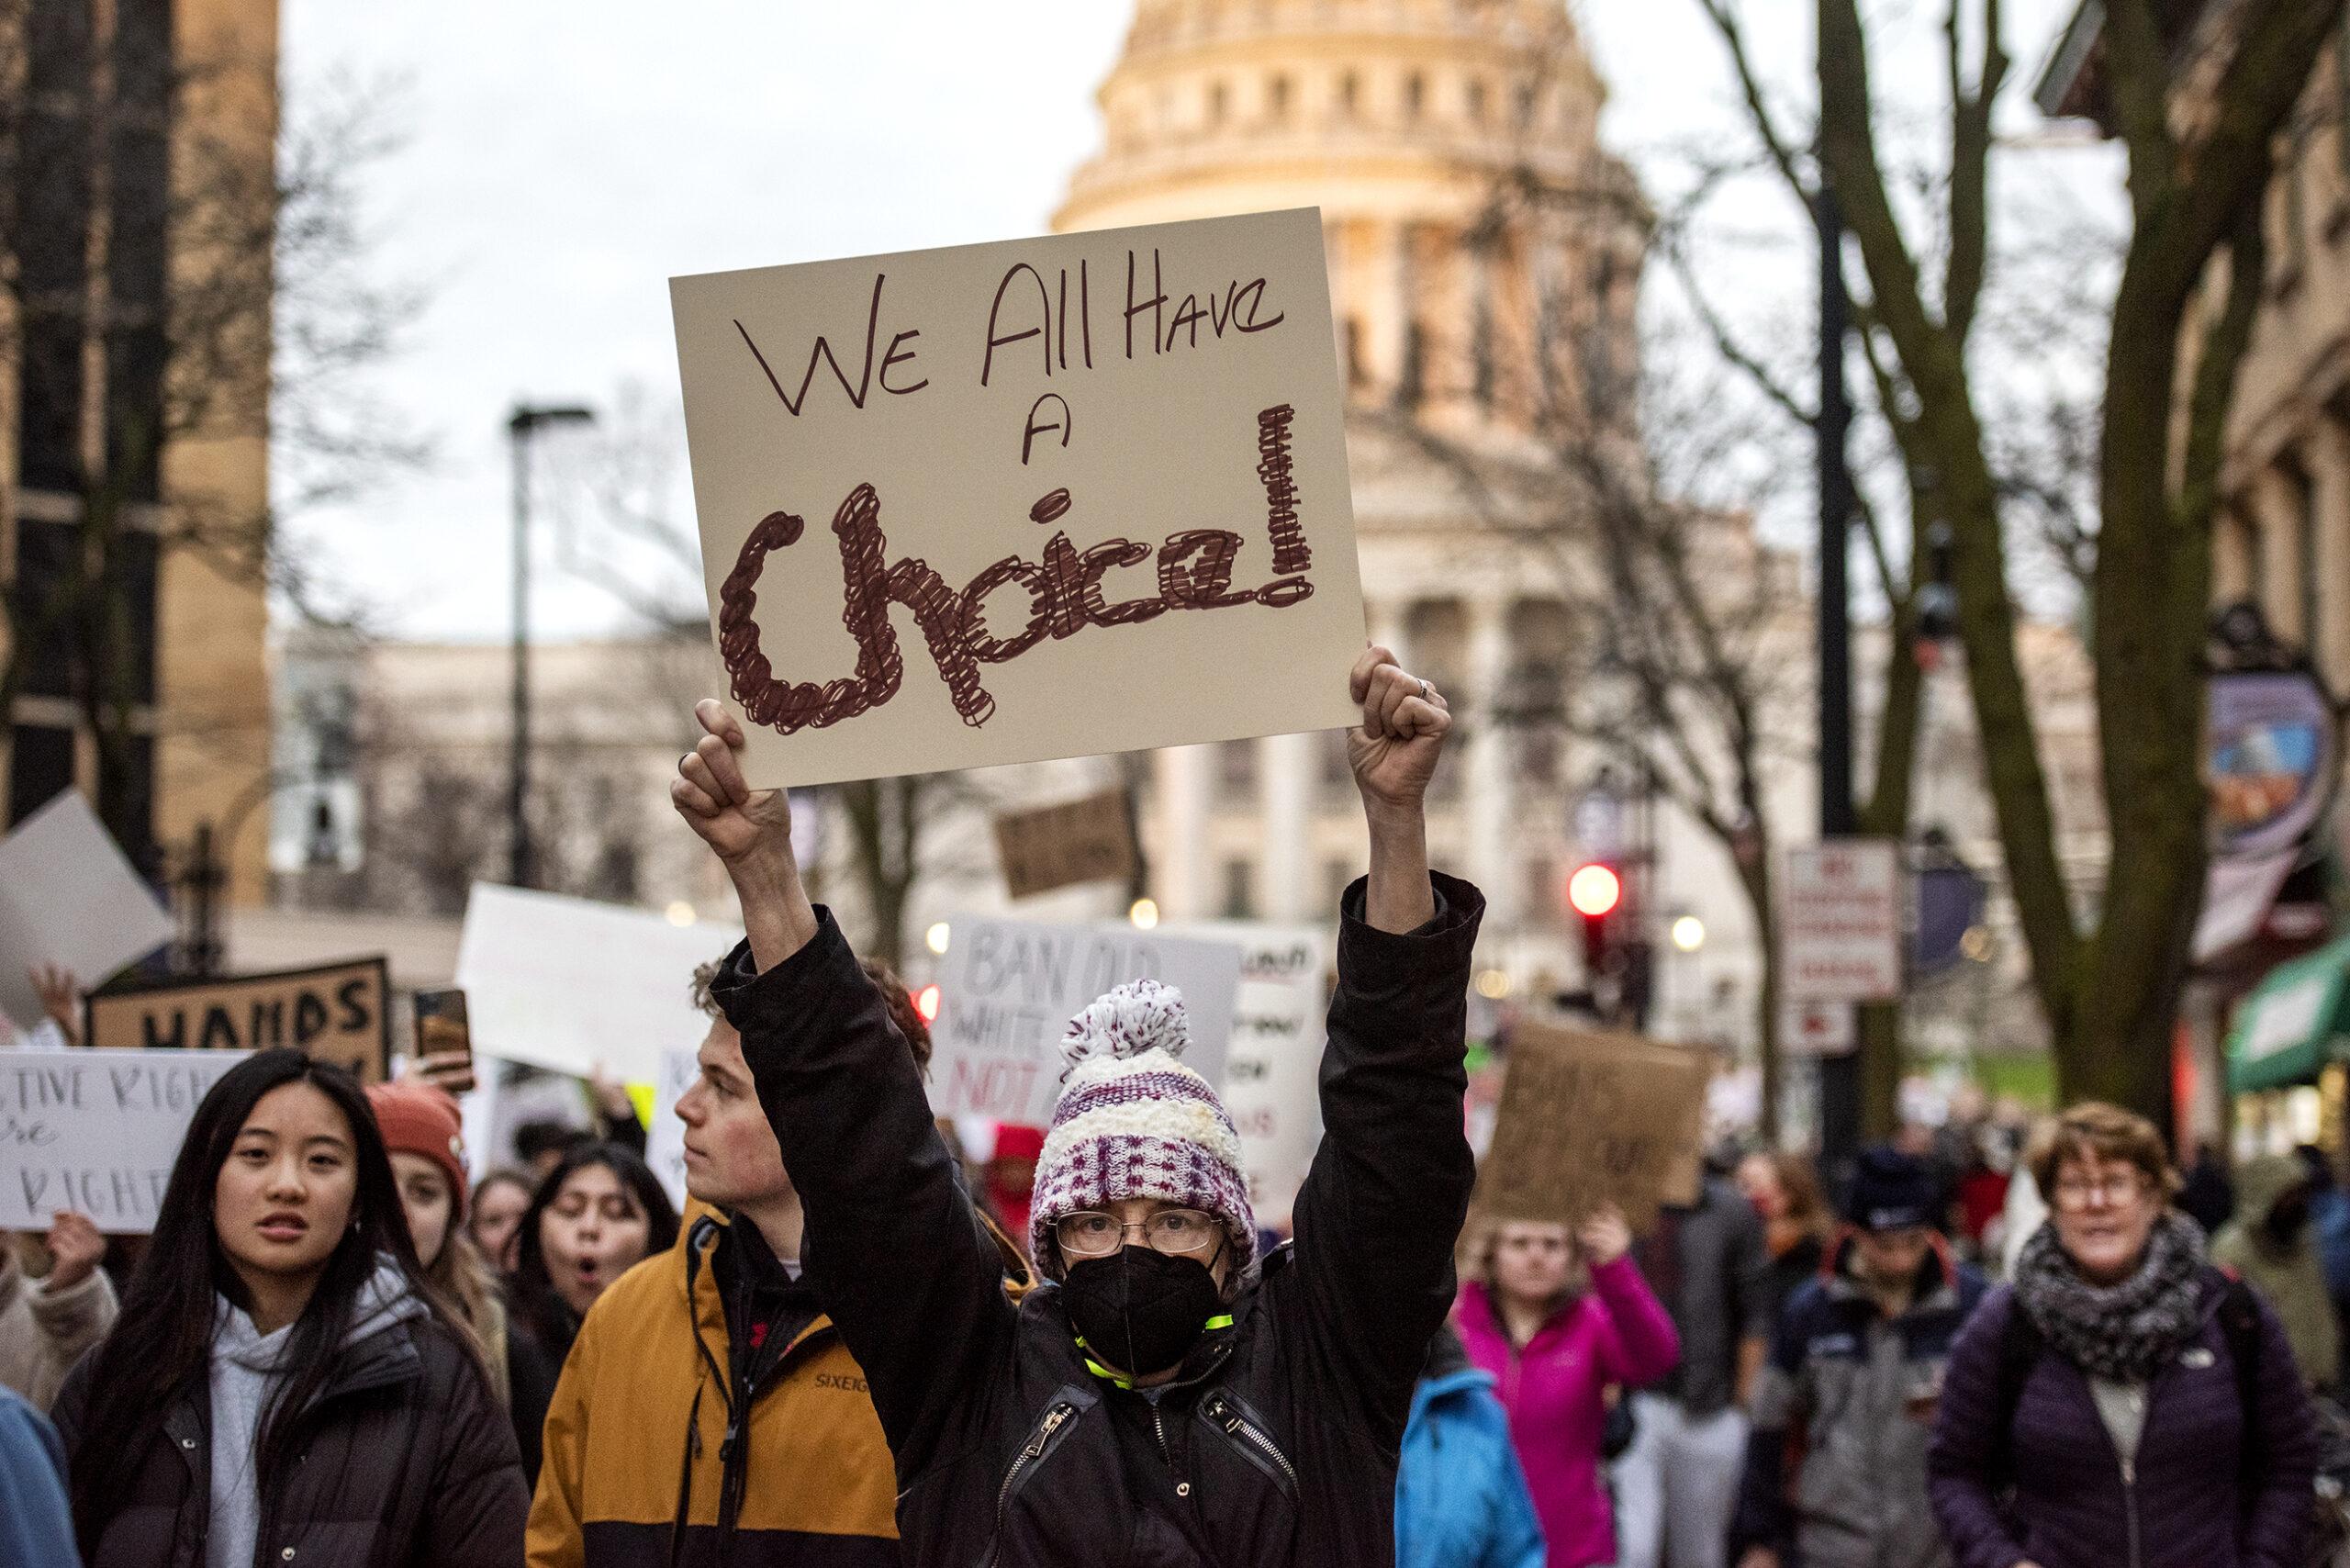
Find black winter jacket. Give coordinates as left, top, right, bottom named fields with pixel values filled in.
left=52, top=1311, right=527, bottom=1568
left=712, top=872, right=1483, bottom=1567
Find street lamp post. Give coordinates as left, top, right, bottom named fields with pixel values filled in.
left=509, top=403, right=595, bottom=890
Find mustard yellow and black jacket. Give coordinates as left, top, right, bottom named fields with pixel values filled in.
left=524, top=1204, right=897, bottom=1568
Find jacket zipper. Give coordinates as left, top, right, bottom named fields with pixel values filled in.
left=1152, top=1405, right=1193, bottom=1498
left=1204, top=1393, right=1298, bottom=1494
left=2121, top=1452, right=2141, bottom=1568
left=995, top=1402, right=1075, bottom=1526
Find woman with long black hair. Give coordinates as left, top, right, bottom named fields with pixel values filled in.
left=50, top=1048, right=526, bottom=1568
left=502, top=1140, right=677, bottom=1488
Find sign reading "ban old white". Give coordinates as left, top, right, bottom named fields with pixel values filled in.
left=670, top=208, right=1365, bottom=788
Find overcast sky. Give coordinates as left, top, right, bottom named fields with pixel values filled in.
left=279, top=0, right=2109, bottom=644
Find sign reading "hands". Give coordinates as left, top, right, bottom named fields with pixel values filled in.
left=670, top=208, right=1364, bottom=787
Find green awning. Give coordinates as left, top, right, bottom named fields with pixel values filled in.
left=2228, top=933, right=2350, bottom=1093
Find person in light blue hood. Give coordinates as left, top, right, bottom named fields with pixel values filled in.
left=51, top=1049, right=526, bottom=1568
left=1395, top=1324, right=1546, bottom=1568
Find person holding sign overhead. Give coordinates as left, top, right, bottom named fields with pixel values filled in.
left=670, top=646, right=1480, bottom=1565
left=1454, top=1205, right=1680, bottom=1567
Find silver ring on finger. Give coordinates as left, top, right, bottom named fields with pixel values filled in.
left=1418, top=679, right=1433, bottom=701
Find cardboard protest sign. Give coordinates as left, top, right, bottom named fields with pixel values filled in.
left=993, top=789, right=1136, bottom=900
left=670, top=207, right=1365, bottom=787
left=84, top=958, right=390, bottom=1082
left=930, top=917, right=1241, bottom=1126
left=453, top=884, right=742, bottom=1085
left=1169, top=922, right=1325, bottom=1226
left=0, top=790, right=175, bottom=1031
left=1470, top=1023, right=1709, bottom=1236
left=1, top=1048, right=251, bottom=1230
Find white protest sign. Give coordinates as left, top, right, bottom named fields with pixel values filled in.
left=0, top=791, right=175, bottom=1030
left=453, top=884, right=741, bottom=1084
left=1780, top=840, right=1903, bottom=1002
left=931, top=917, right=1242, bottom=1127
left=0, top=1049, right=251, bottom=1231
left=1170, top=922, right=1325, bottom=1226
left=670, top=207, right=1365, bottom=788
left=645, top=1046, right=699, bottom=1212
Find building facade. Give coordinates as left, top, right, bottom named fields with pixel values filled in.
left=1, top=0, right=276, bottom=900
left=1054, top=0, right=1794, bottom=1038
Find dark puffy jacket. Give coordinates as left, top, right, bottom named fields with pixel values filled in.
left=1926, top=1271, right=2317, bottom=1568
left=1735, top=1235, right=1986, bottom=1568
left=714, top=875, right=1483, bottom=1566
left=52, top=1311, right=527, bottom=1568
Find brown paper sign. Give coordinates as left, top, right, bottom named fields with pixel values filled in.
left=84, top=958, right=391, bottom=1083
left=992, top=788, right=1137, bottom=900
left=1470, top=1022, right=1709, bottom=1237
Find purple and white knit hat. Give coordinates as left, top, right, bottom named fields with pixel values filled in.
left=1029, top=979, right=1256, bottom=1280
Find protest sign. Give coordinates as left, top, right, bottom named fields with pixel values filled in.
left=453, top=884, right=741, bottom=1085
left=993, top=788, right=1136, bottom=900
left=1781, top=840, right=1903, bottom=1002
left=84, top=958, right=390, bottom=1082
left=0, top=1048, right=251, bottom=1230
left=1169, top=922, right=1325, bottom=1226
left=670, top=207, right=1365, bottom=788
left=930, top=917, right=1241, bottom=1126
left=1470, top=1023, right=1709, bottom=1235
left=644, top=1046, right=699, bottom=1212
left=0, top=790, right=175, bottom=1031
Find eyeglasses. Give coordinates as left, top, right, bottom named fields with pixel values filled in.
left=2052, top=1174, right=2144, bottom=1211
left=1055, top=1208, right=1221, bottom=1259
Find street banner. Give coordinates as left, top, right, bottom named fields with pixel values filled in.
left=670, top=207, right=1365, bottom=788
left=645, top=1046, right=699, bottom=1212
left=84, top=958, right=390, bottom=1082
left=930, top=916, right=1241, bottom=1126
left=993, top=788, right=1137, bottom=900
left=1470, top=1023, right=1709, bottom=1236
left=0, top=1048, right=252, bottom=1230
left=0, top=790, right=175, bottom=1031
left=1169, top=921, right=1325, bottom=1226
left=2208, top=669, right=2339, bottom=858
left=453, top=884, right=741, bottom=1086
left=1780, top=840, right=1903, bottom=1002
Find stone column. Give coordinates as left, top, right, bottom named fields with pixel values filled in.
left=2252, top=461, right=2306, bottom=644
left=1261, top=731, right=1313, bottom=923
left=1464, top=595, right=1515, bottom=928
left=1156, top=744, right=1213, bottom=921
left=2305, top=415, right=2350, bottom=692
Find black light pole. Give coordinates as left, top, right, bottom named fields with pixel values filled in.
left=1815, top=183, right=1863, bottom=1169
left=509, top=403, right=595, bottom=890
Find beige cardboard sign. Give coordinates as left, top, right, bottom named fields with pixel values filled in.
left=85, top=958, right=389, bottom=1083
left=1471, top=1023, right=1709, bottom=1236
left=670, top=207, right=1365, bottom=787
left=993, top=788, right=1137, bottom=900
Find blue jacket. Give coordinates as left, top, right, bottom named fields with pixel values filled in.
left=0, top=1383, right=76, bottom=1568
left=1395, top=1361, right=1546, bottom=1568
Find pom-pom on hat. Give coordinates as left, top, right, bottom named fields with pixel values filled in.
left=1029, top=980, right=1256, bottom=1279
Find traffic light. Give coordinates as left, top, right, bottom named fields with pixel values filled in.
left=1568, top=861, right=1621, bottom=976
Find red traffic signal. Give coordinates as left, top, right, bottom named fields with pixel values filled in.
left=1567, top=863, right=1622, bottom=918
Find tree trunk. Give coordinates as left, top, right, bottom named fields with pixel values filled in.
left=840, top=775, right=922, bottom=970
left=1855, top=601, right=1926, bottom=1138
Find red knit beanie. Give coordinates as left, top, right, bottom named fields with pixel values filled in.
left=366, top=1081, right=471, bottom=1222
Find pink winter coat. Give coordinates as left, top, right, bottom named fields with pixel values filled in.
left=1457, top=1258, right=1681, bottom=1568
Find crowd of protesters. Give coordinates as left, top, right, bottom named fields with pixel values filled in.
left=0, top=649, right=2337, bottom=1568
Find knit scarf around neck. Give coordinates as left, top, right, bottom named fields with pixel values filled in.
left=2012, top=1208, right=2207, bottom=1383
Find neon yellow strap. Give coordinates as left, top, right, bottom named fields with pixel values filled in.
left=1073, top=1317, right=1237, bottom=1390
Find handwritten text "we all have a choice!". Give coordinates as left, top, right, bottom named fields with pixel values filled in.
left=719, top=249, right=1317, bottom=737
